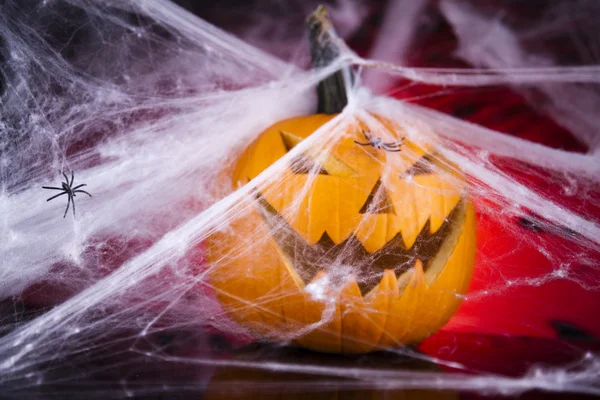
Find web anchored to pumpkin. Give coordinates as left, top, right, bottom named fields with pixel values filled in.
left=206, top=6, right=476, bottom=354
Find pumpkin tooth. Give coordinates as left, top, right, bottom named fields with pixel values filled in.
left=397, top=259, right=427, bottom=290
left=407, top=259, right=426, bottom=288
left=429, top=192, right=461, bottom=234
left=354, top=214, right=389, bottom=253
left=411, top=175, right=461, bottom=235
left=400, top=182, right=430, bottom=250
left=365, top=269, right=398, bottom=303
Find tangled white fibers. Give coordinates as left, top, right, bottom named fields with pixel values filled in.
left=1, top=0, right=599, bottom=398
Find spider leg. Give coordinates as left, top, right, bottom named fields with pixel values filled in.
left=46, top=191, right=67, bottom=202
left=71, top=184, right=87, bottom=190
left=354, top=141, right=373, bottom=146
left=73, top=190, right=92, bottom=197
left=42, top=186, right=64, bottom=190
left=382, top=144, right=403, bottom=152
left=63, top=194, right=71, bottom=218
left=361, top=130, right=372, bottom=141
left=382, top=139, right=405, bottom=147
left=62, top=171, right=70, bottom=186
left=70, top=171, right=75, bottom=187
left=384, top=148, right=402, bottom=152
left=72, top=195, right=76, bottom=218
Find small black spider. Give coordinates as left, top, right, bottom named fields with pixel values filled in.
left=354, top=130, right=405, bottom=152
left=42, top=171, right=92, bottom=218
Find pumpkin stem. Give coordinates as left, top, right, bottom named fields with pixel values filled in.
left=307, top=5, right=354, bottom=114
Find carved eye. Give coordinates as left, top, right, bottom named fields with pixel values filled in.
left=280, top=130, right=356, bottom=177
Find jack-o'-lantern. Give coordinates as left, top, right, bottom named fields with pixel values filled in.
left=205, top=6, right=476, bottom=354
left=206, top=113, right=476, bottom=353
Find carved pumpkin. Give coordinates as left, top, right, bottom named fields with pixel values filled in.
left=206, top=113, right=477, bottom=354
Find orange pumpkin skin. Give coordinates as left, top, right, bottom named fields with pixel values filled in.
left=206, top=114, right=477, bottom=354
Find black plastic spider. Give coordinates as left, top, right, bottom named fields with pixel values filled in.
left=42, top=171, right=92, bottom=218
left=354, top=130, right=405, bottom=152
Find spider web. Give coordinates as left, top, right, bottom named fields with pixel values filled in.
left=1, top=0, right=600, bottom=398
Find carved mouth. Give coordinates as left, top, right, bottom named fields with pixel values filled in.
left=256, top=194, right=464, bottom=296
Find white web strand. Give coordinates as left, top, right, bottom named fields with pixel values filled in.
left=356, top=59, right=600, bottom=86
left=439, top=0, right=600, bottom=153
left=158, top=351, right=600, bottom=396
left=0, top=0, right=600, bottom=397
